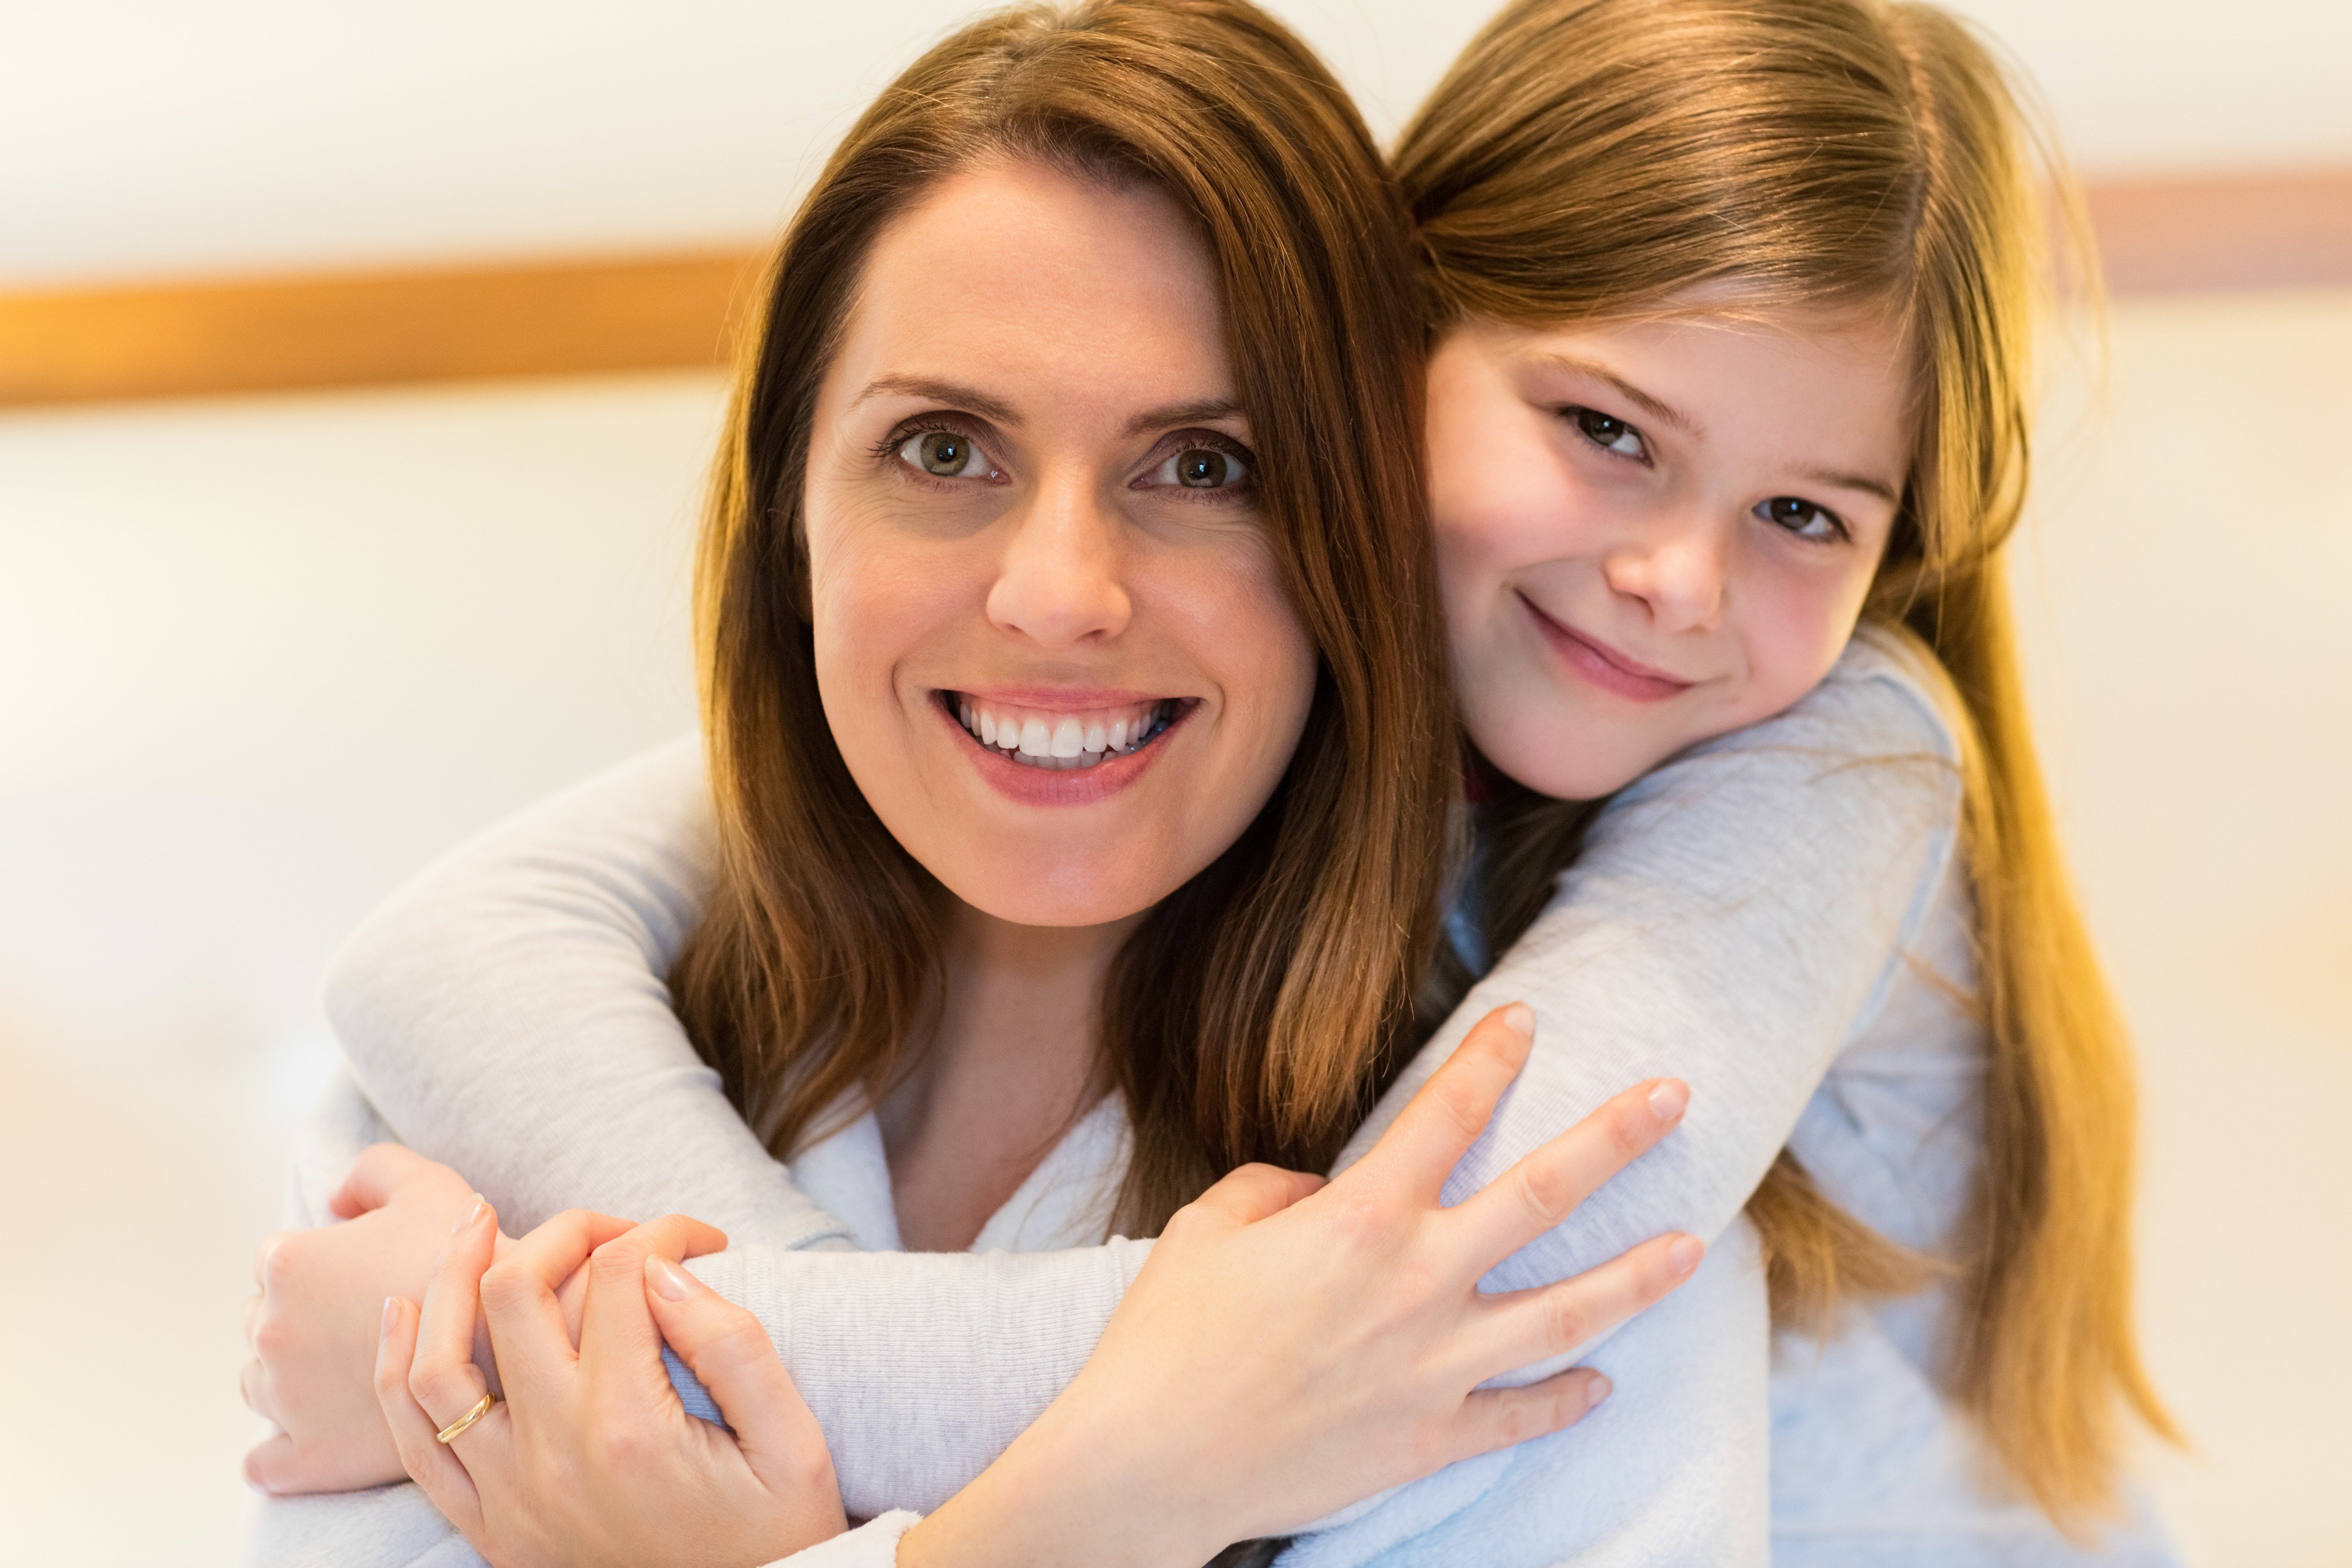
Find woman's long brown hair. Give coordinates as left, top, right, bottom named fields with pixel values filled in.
left=1397, top=0, right=2175, bottom=1530
left=673, top=0, right=1451, bottom=1238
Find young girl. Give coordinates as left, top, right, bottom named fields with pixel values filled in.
left=248, top=0, right=2179, bottom=1559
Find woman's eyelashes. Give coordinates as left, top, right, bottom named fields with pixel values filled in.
left=1563, top=405, right=1650, bottom=463
left=886, top=420, right=1005, bottom=486
left=1134, top=435, right=1256, bottom=501
left=1754, top=495, right=1850, bottom=543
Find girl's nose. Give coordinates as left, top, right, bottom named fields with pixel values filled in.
left=1602, top=513, right=1726, bottom=635
left=984, top=474, right=1133, bottom=648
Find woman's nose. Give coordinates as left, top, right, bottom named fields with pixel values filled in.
left=984, top=474, right=1133, bottom=648
left=1602, top=513, right=1727, bottom=635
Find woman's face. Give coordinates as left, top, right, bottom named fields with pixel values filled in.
left=1426, top=306, right=1913, bottom=800
left=802, top=158, right=1316, bottom=929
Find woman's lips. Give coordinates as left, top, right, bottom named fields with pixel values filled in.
left=1517, top=594, right=1694, bottom=704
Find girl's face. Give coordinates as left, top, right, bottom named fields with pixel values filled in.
left=802, top=158, right=1316, bottom=929
left=1428, top=307, right=1913, bottom=800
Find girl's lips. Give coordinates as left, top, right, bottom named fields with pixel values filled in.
left=934, top=690, right=1192, bottom=806
left=1517, top=594, right=1694, bottom=704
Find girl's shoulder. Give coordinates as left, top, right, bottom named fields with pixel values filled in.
left=1598, top=621, right=1967, bottom=849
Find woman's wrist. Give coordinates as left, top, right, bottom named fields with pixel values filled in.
left=895, top=1402, right=1226, bottom=1568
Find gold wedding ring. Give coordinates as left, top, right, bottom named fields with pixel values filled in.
left=434, top=1391, right=499, bottom=1445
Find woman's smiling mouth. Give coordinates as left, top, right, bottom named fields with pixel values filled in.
left=941, top=691, right=1188, bottom=771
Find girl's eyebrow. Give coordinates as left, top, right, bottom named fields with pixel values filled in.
left=1529, top=351, right=1700, bottom=437
left=852, top=374, right=1019, bottom=424
left=1795, top=465, right=1902, bottom=505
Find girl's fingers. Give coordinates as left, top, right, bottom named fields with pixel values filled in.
left=1442, top=1366, right=1615, bottom=1469
left=1472, top=1231, right=1705, bottom=1378
left=577, top=1215, right=729, bottom=1380
left=329, top=1142, right=432, bottom=1219
left=374, top=1296, right=486, bottom=1540
left=1449, top=1077, right=1690, bottom=1271
left=479, top=1208, right=636, bottom=1393
left=1360, top=1003, right=1538, bottom=1198
left=410, top=1198, right=499, bottom=1431
left=644, top=1254, right=839, bottom=1505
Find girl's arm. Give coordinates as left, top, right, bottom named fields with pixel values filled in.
left=323, top=736, right=848, bottom=1250
left=322, top=634, right=1959, bottom=1519
left=1333, top=630, right=1968, bottom=1373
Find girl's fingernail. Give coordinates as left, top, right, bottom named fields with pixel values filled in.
left=380, top=1297, right=399, bottom=1339
left=1585, top=1373, right=1612, bottom=1412
left=1668, top=1236, right=1704, bottom=1276
left=1647, top=1079, right=1689, bottom=1122
left=1500, top=1002, right=1535, bottom=1037
left=451, top=1196, right=486, bottom=1235
left=646, top=1254, right=695, bottom=1302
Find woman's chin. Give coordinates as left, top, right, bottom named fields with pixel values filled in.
left=932, top=858, right=1176, bottom=932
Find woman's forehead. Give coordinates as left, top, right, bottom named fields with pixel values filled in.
left=826, top=159, right=1238, bottom=432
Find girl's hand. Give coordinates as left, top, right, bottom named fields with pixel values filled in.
left=242, top=1144, right=481, bottom=1493
left=376, top=1202, right=846, bottom=1567
left=906, top=1002, right=1702, bottom=1568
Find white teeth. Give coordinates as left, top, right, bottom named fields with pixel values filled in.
left=951, top=695, right=1168, bottom=768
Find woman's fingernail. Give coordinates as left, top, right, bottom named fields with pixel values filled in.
left=1667, top=1236, right=1704, bottom=1276
left=1585, top=1373, right=1612, bottom=1412
left=646, top=1254, right=695, bottom=1302
left=380, top=1297, right=399, bottom=1339
left=1500, top=1002, right=1535, bottom=1037
left=1647, top=1079, right=1689, bottom=1122
left=451, top=1196, right=486, bottom=1235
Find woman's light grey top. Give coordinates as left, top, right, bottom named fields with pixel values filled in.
left=244, top=628, right=2179, bottom=1566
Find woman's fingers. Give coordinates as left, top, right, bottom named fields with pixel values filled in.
left=479, top=1208, right=636, bottom=1392
left=410, top=1198, right=499, bottom=1431
left=1360, top=1003, right=1536, bottom=1198
left=374, top=1295, right=486, bottom=1540
left=643, top=1254, right=841, bottom=1511
left=1181, top=1162, right=1328, bottom=1230
left=576, top=1215, right=728, bottom=1377
left=1450, top=1077, right=1689, bottom=1270
left=1473, top=1230, right=1705, bottom=1377
left=1443, top=1366, right=1615, bottom=1470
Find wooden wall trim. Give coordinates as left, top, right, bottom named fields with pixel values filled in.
left=0, top=250, right=764, bottom=408
left=2084, top=167, right=2352, bottom=296
left=3, top=167, right=2346, bottom=408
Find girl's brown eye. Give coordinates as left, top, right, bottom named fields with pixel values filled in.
left=1176, top=449, right=1230, bottom=488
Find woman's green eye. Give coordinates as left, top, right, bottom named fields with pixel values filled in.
left=1758, top=495, right=1845, bottom=542
left=1571, top=407, right=1646, bottom=459
left=911, top=430, right=974, bottom=476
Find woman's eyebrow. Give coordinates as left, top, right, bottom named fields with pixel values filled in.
left=1125, top=397, right=1244, bottom=435
left=852, top=374, right=1019, bottom=423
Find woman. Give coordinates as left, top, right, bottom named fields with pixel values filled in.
left=242, top=3, right=1743, bottom=1563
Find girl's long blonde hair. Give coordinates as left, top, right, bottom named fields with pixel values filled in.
left=674, top=1, right=1450, bottom=1241
left=1399, top=0, right=2174, bottom=1528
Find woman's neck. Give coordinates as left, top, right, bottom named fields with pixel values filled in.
left=877, top=901, right=1141, bottom=1251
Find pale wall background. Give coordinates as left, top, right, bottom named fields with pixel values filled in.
left=1, top=2, right=2347, bottom=1566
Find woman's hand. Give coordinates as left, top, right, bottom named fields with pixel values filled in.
left=906, top=1002, right=1702, bottom=1568
left=376, top=1202, right=847, bottom=1567
left=242, top=1144, right=482, bottom=1493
